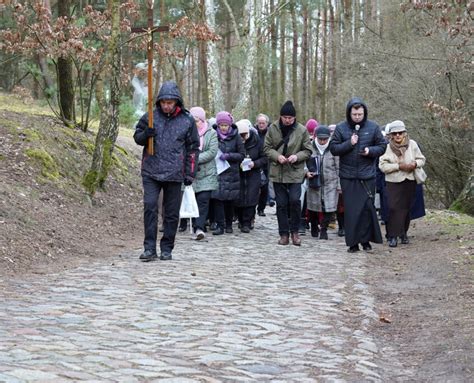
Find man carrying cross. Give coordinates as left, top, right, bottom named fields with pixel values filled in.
left=134, top=81, right=200, bottom=261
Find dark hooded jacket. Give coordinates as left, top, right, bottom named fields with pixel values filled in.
left=236, top=130, right=268, bottom=207
left=134, top=81, right=200, bottom=183
left=211, top=124, right=245, bottom=201
left=329, top=97, right=386, bottom=180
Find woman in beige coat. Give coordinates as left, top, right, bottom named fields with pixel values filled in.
left=379, top=120, right=426, bottom=247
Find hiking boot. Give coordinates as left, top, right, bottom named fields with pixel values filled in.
left=400, top=234, right=409, bottom=244
left=278, top=235, right=289, bottom=245
left=212, top=227, right=224, bottom=236
left=139, top=250, right=158, bottom=262
left=362, top=242, right=372, bottom=251
left=319, top=229, right=328, bottom=240
left=160, top=251, right=172, bottom=261
left=241, top=226, right=251, bottom=233
left=347, top=245, right=360, bottom=253
left=291, top=232, right=301, bottom=246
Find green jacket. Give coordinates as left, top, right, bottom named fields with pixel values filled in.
left=263, top=120, right=312, bottom=184
left=193, top=128, right=219, bottom=193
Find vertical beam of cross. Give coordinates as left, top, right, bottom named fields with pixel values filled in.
left=132, top=1, right=169, bottom=155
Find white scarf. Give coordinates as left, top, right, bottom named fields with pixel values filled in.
left=315, top=139, right=330, bottom=155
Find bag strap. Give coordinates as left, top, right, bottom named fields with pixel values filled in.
left=360, top=180, right=374, bottom=200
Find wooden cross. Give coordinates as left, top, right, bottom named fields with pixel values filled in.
left=131, top=0, right=169, bottom=156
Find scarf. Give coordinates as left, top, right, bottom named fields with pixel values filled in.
left=315, top=139, right=330, bottom=155
left=217, top=127, right=231, bottom=141
left=389, top=133, right=409, bottom=158
left=197, top=121, right=208, bottom=151
left=279, top=120, right=296, bottom=138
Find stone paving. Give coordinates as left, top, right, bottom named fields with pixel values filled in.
left=0, top=209, right=397, bottom=382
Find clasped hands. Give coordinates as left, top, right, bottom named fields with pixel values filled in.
left=278, top=154, right=298, bottom=164
left=398, top=161, right=417, bottom=172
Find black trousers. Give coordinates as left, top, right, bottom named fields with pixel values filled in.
left=257, top=182, right=269, bottom=212
left=214, top=199, right=234, bottom=229
left=238, top=205, right=256, bottom=228
left=143, top=176, right=182, bottom=253
left=193, top=190, right=212, bottom=231
left=274, top=182, right=301, bottom=235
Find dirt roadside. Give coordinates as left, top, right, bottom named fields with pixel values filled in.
left=367, top=213, right=473, bottom=381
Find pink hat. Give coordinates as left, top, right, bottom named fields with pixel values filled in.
left=216, top=111, right=233, bottom=126
left=305, top=119, right=319, bottom=135
left=190, top=107, right=206, bottom=122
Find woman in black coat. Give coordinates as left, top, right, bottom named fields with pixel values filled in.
left=235, top=120, right=268, bottom=233
left=211, top=111, right=245, bottom=235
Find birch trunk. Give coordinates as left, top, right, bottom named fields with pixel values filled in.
left=204, top=0, right=224, bottom=115
left=83, top=0, right=121, bottom=196
left=233, top=0, right=262, bottom=120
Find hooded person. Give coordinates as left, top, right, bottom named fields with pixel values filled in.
left=329, top=97, right=386, bottom=253
left=263, top=100, right=312, bottom=246
left=134, top=80, right=200, bottom=261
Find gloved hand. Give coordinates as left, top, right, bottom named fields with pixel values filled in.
left=144, top=128, right=156, bottom=138
left=220, top=152, right=230, bottom=161
left=183, top=177, right=193, bottom=186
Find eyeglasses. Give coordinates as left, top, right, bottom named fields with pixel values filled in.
left=392, top=131, right=405, bottom=136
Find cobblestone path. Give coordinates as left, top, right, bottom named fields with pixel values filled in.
left=0, top=211, right=393, bottom=382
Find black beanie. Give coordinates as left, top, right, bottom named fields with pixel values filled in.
left=280, top=100, right=296, bottom=117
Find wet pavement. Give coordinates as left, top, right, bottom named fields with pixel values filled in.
left=0, top=210, right=395, bottom=382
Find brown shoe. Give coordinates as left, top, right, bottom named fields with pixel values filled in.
left=291, top=232, right=301, bottom=246
left=278, top=235, right=289, bottom=245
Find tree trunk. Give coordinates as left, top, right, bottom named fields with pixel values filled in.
left=83, top=0, right=121, bottom=196
left=311, top=8, right=321, bottom=119
left=57, top=0, right=75, bottom=125
left=290, top=2, right=298, bottom=107
left=233, top=0, right=261, bottom=120
left=279, top=8, right=286, bottom=105
left=450, top=171, right=474, bottom=216
left=320, top=3, right=328, bottom=123
left=204, top=0, right=224, bottom=114
left=270, top=0, right=279, bottom=117
left=301, top=3, right=309, bottom=120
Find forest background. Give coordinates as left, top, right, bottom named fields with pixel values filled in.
left=0, top=0, right=472, bottom=213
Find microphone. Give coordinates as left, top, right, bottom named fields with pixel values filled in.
left=355, top=124, right=360, bottom=135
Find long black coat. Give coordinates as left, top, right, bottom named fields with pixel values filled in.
left=211, top=125, right=245, bottom=201
left=134, top=81, right=200, bottom=182
left=236, top=130, right=268, bottom=207
left=330, top=97, right=386, bottom=180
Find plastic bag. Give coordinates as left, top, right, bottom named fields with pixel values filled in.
left=179, top=186, right=200, bottom=219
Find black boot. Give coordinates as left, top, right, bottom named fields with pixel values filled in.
left=319, top=228, right=328, bottom=240
left=388, top=237, right=398, bottom=247
left=213, top=226, right=224, bottom=235
left=400, top=233, right=409, bottom=244
left=139, top=249, right=157, bottom=262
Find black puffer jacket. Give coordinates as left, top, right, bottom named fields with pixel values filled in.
left=211, top=124, right=245, bottom=201
left=330, top=97, right=386, bottom=180
left=236, top=130, right=268, bottom=207
left=134, top=81, right=200, bottom=182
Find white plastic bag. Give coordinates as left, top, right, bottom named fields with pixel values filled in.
left=179, top=186, right=200, bottom=219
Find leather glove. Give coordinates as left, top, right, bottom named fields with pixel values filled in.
left=183, top=177, right=193, bottom=186
left=144, top=128, right=156, bottom=138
